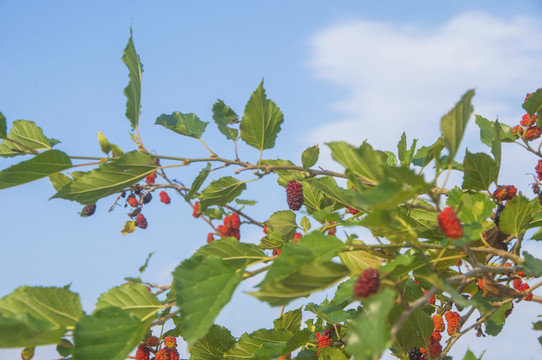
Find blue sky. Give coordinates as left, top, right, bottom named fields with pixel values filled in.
left=2, top=1, right=542, bottom=359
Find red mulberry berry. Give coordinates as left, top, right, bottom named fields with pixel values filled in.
left=193, top=201, right=201, bottom=218
left=438, top=207, right=463, bottom=239
left=525, top=93, right=531, bottom=102
left=164, top=336, right=177, bottom=349
left=223, top=215, right=232, bottom=229
left=315, top=332, right=331, bottom=349
left=432, top=314, right=445, bottom=332
left=217, top=225, right=227, bottom=237
left=536, top=160, right=542, bottom=181
left=231, top=213, right=241, bottom=229
left=146, top=336, right=159, bottom=347
left=263, top=224, right=268, bottom=234
left=445, top=311, right=460, bottom=335
left=520, top=113, right=537, bottom=127
left=513, top=278, right=522, bottom=290
left=519, top=283, right=533, bottom=301
left=354, top=268, right=380, bottom=298
left=423, top=290, right=436, bottom=305
left=135, top=344, right=150, bottom=360
left=272, top=248, right=282, bottom=256
left=82, top=204, right=96, bottom=217
left=428, top=338, right=442, bottom=358
left=293, top=232, right=303, bottom=240
left=286, top=180, right=304, bottom=211
left=493, top=185, right=516, bottom=201
left=159, top=191, right=171, bottom=204
left=327, top=222, right=337, bottom=236
left=135, top=213, right=148, bottom=229
left=431, top=330, right=442, bottom=341
left=207, top=233, right=214, bottom=243
left=346, top=205, right=359, bottom=215
left=128, top=195, right=138, bottom=207
left=525, top=126, right=542, bottom=141
left=146, top=172, right=157, bottom=184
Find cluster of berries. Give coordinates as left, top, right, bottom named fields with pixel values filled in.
left=315, top=331, right=331, bottom=349
left=135, top=336, right=179, bottom=360
left=286, top=180, right=304, bottom=211
left=492, top=185, right=517, bottom=202
left=353, top=268, right=380, bottom=298
left=512, top=271, right=534, bottom=301
left=437, top=207, right=463, bottom=239
left=216, top=213, right=241, bottom=240
left=512, top=94, right=541, bottom=141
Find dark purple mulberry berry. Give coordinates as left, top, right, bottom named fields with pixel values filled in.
left=82, top=204, right=96, bottom=217
left=286, top=180, right=303, bottom=211
left=408, top=347, right=423, bottom=360
left=354, top=268, right=380, bottom=298
left=142, top=192, right=152, bottom=204
left=136, top=213, right=148, bottom=229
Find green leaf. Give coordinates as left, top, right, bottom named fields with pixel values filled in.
left=0, top=111, right=6, bottom=138
left=251, top=261, right=348, bottom=306
left=302, top=145, right=319, bottom=169
left=462, top=349, right=484, bottom=360
left=97, top=132, right=111, bottom=155
left=212, top=100, right=239, bottom=141
left=49, top=172, right=72, bottom=192
left=0, top=150, right=72, bottom=190
left=0, top=286, right=84, bottom=347
left=240, top=80, right=284, bottom=151
left=330, top=277, right=357, bottom=306
left=52, top=151, right=157, bottom=205
left=327, top=142, right=383, bottom=185
left=523, top=88, right=542, bottom=115
left=0, top=313, right=63, bottom=347
left=440, top=89, right=475, bottom=162
left=484, top=302, right=511, bottom=336
left=283, top=328, right=312, bottom=354
left=120, top=220, right=136, bottom=235
left=95, top=284, right=161, bottom=320
left=199, top=176, right=247, bottom=210
left=267, top=210, right=298, bottom=242
left=339, top=250, right=383, bottom=275
left=499, top=195, right=532, bottom=238
left=156, top=112, right=208, bottom=139
left=381, top=252, right=426, bottom=279
left=462, top=150, right=498, bottom=191
left=300, top=216, right=312, bottom=232
left=388, top=306, right=433, bottom=355
left=447, top=188, right=495, bottom=223
left=274, top=307, right=303, bottom=332
left=346, top=288, right=396, bottom=360
left=173, top=255, right=244, bottom=344
left=306, top=299, right=349, bottom=324
left=122, top=29, right=143, bottom=130
left=189, top=324, right=236, bottom=360
left=522, top=251, right=542, bottom=277
left=224, top=328, right=292, bottom=359
left=110, top=144, right=124, bottom=157
left=195, top=237, right=267, bottom=270
left=185, top=163, right=211, bottom=200
left=0, top=120, right=60, bottom=157
left=412, top=138, right=444, bottom=168
left=73, top=307, right=149, bottom=360
left=318, top=347, right=348, bottom=360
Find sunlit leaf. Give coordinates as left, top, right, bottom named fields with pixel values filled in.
left=440, top=89, right=475, bottom=162
left=0, top=150, right=72, bottom=190
left=156, top=112, right=208, bottom=139
left=0, top=120, right=60, bottom=157
left=213, top=100, right=239, bottom=141
left=240, top=80, right=284, bottom=151
left=122, top=29, right=143, bottom=130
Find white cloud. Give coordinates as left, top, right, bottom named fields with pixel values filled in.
left=308, top=12, right=542, bottom=154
